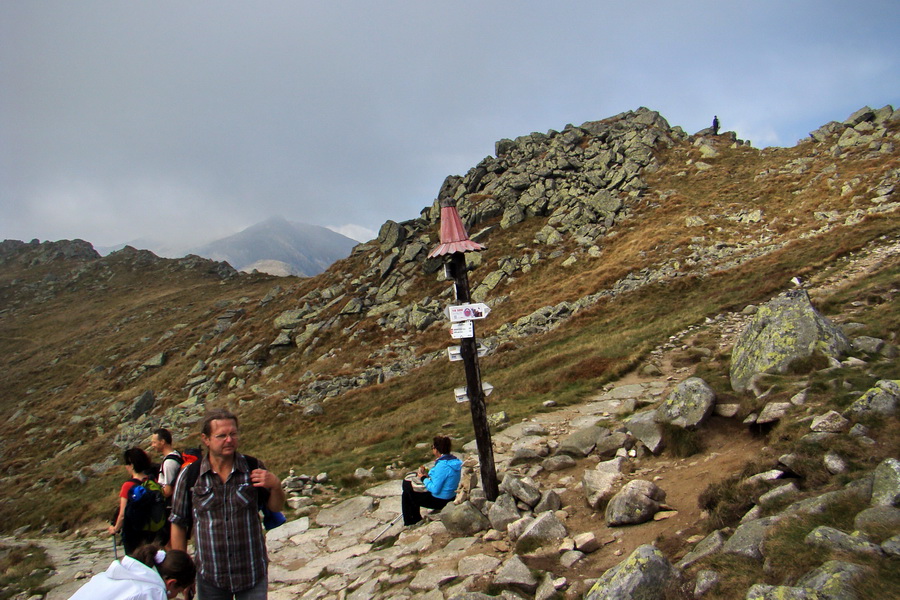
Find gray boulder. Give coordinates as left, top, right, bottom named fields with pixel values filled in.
left=556, top=425, right=609, bottom=457
left=583, top=469, right=622, bottom=510
left=493, top=555, right=538, bottom=594
left=542, top=454, right=576, bottom=471
left=624, top=410, right=664, bottom=454
left=804, top=526, right=883, bottom=556
left=797, top=560, right=867, bottom=599
left=605, top=480, right=666, bottom=526
left=677, top=530, right=726, bottom=569
left=872, top=458, right=900, bottom=507
left=730, top=290, right=850, bottom=393
left=487, top=494, right=521, bottom=532
left=585, top=544, right=677, bottom=600
left=722, top=517, right=779, bottom=560
left=441, top=501, right=490, bottom=536
left=745, top=584, right=822, bottom=599
left=499, top=474, right=542, bottom=508
left=854, top=505, right=900, bottom=537
left=657, top=377, right=716, bottom=428
left=534, top=490, right=562, bottom=514
left=130, top=390, right=156, bottom=420
left=884, top=534, right=900, bottom=557
left=515, top=511, right=568, bottom=553
left=845, top=380, right=900, bottom=418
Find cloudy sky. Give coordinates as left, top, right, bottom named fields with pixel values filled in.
left=2, top=1, right=898, bottom=247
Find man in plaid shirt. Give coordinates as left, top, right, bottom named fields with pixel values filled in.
left=170, top=409, right=285, bottom=599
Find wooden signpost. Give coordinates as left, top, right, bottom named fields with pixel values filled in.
left=428, top=198, right=500, bottom=501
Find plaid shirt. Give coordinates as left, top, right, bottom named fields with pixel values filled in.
left=169, top=453, right=267, bottom=592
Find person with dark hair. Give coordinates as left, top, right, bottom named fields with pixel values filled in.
left=150, top=427, right=182, bottom=548
left=69, top=543, right=195, bottom=600
left=109, top=448, right=157, bottom=555
left=712, top=115, right=720, bottom=135
left=170, top=408, right=285, bottom=599
left=401, top=435, right=462, bottom=526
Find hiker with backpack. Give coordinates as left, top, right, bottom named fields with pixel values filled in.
left=169, top=408, right=285, bottom=599
left=150, top=428, right=182, bottom=501
left=109, top=448, right=167, bottom=555
left=150, top=427, right=185, bottom=547
left=69, top=543, right=196, bottom=600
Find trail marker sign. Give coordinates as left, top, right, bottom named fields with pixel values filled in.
left=447, top=344, right=487, bottom=361
left=454, top=382, right=494, bottom=403
left=445, top=303, right=491, bottom=323
left=450, top=320, right=474, bottom=339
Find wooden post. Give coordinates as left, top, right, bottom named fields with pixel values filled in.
left=449, top=253, right=500, bottom=501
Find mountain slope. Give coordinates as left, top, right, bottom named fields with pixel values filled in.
left=0, top=104, right=897, bottom=592
left=187, top=216, right=358, bottom=276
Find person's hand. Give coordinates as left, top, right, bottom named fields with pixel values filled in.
left=107, top=525, right=117, bottom=536
left=250, top=468, right=279, bottom=490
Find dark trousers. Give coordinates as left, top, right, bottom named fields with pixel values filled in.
left=401, top=479, right=450, bottom=525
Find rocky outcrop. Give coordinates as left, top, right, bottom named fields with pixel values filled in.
left=730, top=289, right=850, bottom=393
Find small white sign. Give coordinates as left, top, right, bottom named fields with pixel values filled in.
left=445, top=303, right=491, bottom=323
left=450, top=320, right=474, bottom=339
left=447, top=344, right=488, bottom=361
left=453, top=382, right=495, bottom=403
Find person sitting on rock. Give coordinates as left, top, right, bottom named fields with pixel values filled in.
left=401, top=435, right=462, bottom=526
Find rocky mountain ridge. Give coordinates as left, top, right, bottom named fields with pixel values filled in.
left=0, top=104, right=898, bottom=598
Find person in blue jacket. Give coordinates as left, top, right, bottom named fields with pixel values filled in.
left=401, top=435, right=462, bottom=525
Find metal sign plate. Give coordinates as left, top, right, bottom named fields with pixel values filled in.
left=445, top=303, right=491, bottom=323
left=450, top=320, right=474, bottom=339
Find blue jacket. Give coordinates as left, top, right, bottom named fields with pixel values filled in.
left=424, top=454, right=462, bottom=500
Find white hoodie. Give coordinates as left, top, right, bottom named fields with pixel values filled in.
left=68, top=555, right=167, bottom=600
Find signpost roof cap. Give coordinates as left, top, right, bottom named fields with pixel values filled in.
left=428, top=198, right=485, bottom=257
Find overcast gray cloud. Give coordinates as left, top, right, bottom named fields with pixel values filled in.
left=2, top=1, right=898, bottom=246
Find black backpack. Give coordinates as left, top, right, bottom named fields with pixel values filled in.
left=123, top=478, right=168, bottom=533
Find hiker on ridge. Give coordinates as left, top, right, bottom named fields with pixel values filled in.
left=109, top=447, right=157, bottom=555
left=150, top=427, right=181, bottom=547
left=712, top=115, right=720, bottom=135
left=401, top=435, right=462, bottom=526
left=169, top=408, right=285, bottom=599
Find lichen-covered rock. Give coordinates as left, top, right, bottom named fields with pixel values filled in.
left=657, top=377, right=716, bottom=428
left=872, top=458, right=900, bottom=507
left=845, top=380, right=900, bottom=418
left=585, top=544, right=677, bottom=600
left=722, top=516, right=779, bottom=560
left=605, top=480, right=666, bottom=526
left=730, top=290, right=850, bottom=393
left=804, top=526, right=884, bottom=556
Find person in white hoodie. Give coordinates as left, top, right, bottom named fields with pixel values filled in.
left=69, top=543, right=195, bottom=600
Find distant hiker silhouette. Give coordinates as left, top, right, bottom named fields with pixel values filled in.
left=712, top=115, right=720, bottom=135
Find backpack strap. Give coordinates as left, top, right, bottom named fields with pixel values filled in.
left=180, top=454, right=268, bottom=516
left=243, top=454, right=270, bottom=509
